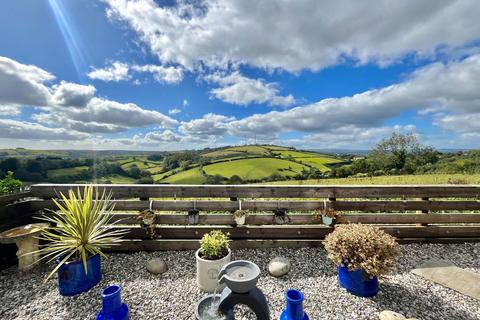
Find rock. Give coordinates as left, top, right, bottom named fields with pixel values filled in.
left=379, top=311, right=406, bottom=320
left=268, top=257, right=291, bottom=277
left=146, top=258, right=168, bottom=274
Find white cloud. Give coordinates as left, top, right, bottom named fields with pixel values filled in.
left=105, top=0, right=480, bottom=72
left=87, top=61, right=130, bottom=81
left=180, top=113, right=234, bottom=137
left=207, top=72, right=295, bottom=106
left=131, top=64, right=183, bottom=84
left=145, top=129, right=181, bottom=142
left=227, top=55, right=480, bottom=137
left=0, top=104, right=21, bottom=116
left=51, top=81, right=96, bottom=108
left=168, top=108, right=181, bottom=115
left=0, top=118, right=89, bottom=141
left=0, top=56, right=54, bottom=106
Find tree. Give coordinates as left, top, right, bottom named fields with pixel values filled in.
left=228, top=175, right=243, bottom=184
left=0, top=171, right=22, bottom=194
left=371, top=132, right=420, bottom=170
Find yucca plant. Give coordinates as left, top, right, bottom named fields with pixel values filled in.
left=36, top=186, right=125, bottom=281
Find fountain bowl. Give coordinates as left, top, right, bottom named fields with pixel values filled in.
left=218, top=260, right=261, bottom=293
left=195, top=294, right=229, bottom=320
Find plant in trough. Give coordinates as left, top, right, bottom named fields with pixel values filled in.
left=199, top=230, right=231, bottom=260
left=36, top=186, right=125, bottom=282
left=324, top=224, right=399, bottom=278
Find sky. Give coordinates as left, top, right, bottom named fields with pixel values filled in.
left=0, top=0, right=479, bottom=151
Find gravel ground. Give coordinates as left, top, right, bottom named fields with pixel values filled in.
left=0, top=243, right=479, bottom=320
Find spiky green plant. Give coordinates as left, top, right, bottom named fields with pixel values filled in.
left=36, top=186, right=125, bottom=281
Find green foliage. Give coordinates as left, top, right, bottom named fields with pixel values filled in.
left=0, top=171, right=22, bottom=194
left=200, top=230, right=231, bottom=260
left=36, top=186, right=125, bottom=281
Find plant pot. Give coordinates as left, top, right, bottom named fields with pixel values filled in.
left=321, top=215, right=333, bottom=226
left=56, top=253, right=102, bottom=296
left=337, top=266, right=378, bottom=297
left=280, top=289, right=309, bottom=320
left=196, top=248, right=231, bottom=293
left=234, top=215, right=246, bottom=225
left=96, top=285, right=129, bottom=320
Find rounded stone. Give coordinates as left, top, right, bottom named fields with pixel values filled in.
left=267, top=257, right=291, bottom=277
left=146, top=258, right=168, bottom=275
left=379, top=311, right=406, bottom=320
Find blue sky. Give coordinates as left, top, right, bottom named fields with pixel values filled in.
left=0, top=0, right=479, bottom=150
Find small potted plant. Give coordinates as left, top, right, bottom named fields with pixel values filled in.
left=324, top=224, right=399, bottom=297
left=232, top=209, right=248, bottom=226
left=36, top=186, right=125, bottom=296
left=196, top=230, right=231, bottom=293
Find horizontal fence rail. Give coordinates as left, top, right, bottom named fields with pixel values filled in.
left=1, top=183, right=478, bottom=252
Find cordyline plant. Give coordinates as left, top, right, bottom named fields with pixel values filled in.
left=35, top=186, right=126, bottom=281
left=200, top=230, right=231, bottom=260
left=324, top=224, right=400, bottom=278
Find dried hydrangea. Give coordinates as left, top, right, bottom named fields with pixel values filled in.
left=324, top=224, right=400, bottom=277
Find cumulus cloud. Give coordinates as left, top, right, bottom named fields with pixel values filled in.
left=87, top=61, right=183, bottom=84
left=87, top=61, right=129, bottom=81
left=227, top=55, right=480, bottom=136
left=207, top=72, right=295, bottom=106
left=0, top=56, right=54, bottom=106
left=145, top=129, right=181, bottom=142
left=0, top=118, right=89, bottom=140
left=51, top=81, right=96, bottom=108
left=105, top=0, right=480, bottom=72
left=131, top=64, right=183, bottom=84
left=179, top=113, right=234, bottom=137
left=0, top=104, right=21, bottom=116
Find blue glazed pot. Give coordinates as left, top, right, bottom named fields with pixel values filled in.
left=338, top=266, right=379, bottom=297
left=280, top=289, right=309, bottom=320
left=56, top=253, right=102, bottom=296
left=97, top=285, right=129, bottom=320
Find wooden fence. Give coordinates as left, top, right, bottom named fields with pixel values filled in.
left=1, top=184, right=479, bottom=259
left=12, top=184, right=475, bottom=251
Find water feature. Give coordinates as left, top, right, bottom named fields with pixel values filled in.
left=195, top=260, right=269, bottom=320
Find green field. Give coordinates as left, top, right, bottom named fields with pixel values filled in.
left=161, top=167, right=206, bottom=184
left=203, top=157, right=310, bottom=180
left=47, top=166, right=89, bottom=178
left=264, top=174, right=480, bottom=185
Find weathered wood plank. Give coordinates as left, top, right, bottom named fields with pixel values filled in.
left=0, top=201, right=33, bottom=231
left=30, top=199, right=480, bottom=213
left=104, top=237, right=480, bottom=252
left=119, top=225, right=333, bottom=239
left=0, top=191, right=31, bottom=206
left=29, top=184, right=480, bottom=199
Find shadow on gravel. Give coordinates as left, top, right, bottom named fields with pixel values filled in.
left=375, top=282, right=475, bottom=320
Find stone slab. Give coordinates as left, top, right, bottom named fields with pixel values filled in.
left=411, top=259, right=480, bottom=301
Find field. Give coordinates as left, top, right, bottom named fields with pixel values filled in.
left=264, top=174, right=480, bottom=185
left=161, top=168, right=206, bottom=184
left=47, top=166, right=89, bottom=178
left=203, top=157, right=310, bottom=180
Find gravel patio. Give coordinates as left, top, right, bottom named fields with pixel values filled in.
left=1, top=243, right=479, bottom=320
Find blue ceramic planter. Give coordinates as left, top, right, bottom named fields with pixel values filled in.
left=280, top=289, right=309, bottom=320
left=338, top=266, right=378, bottom=297
left=56, top=253, right=102, bottom=296
left=97, top=285, right=129, bottom=320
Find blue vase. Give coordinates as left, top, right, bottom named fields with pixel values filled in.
left=338, top=266, right=379, bottom=297
left=97, top=285, right=129, bottom=320
left=56, top=253, right=102, bottom=296
left=280, top=289, right=309, bottom=320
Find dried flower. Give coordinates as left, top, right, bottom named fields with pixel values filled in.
left=324, top=224, right=399, bottom=277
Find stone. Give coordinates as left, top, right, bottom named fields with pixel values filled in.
left=267, top=257, right=291, bottom=277
left=379, top=311, right=406, bottom=320
left=146, top=258, right=168, bottom=275
left=411, top=259, right=480, bottom=301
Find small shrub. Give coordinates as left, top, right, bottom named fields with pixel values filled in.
left=200, top=230, right=230, bottom=260
left=324, top=224, right=399, bottom=277
left=0, top=171, right=22, bottom=194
